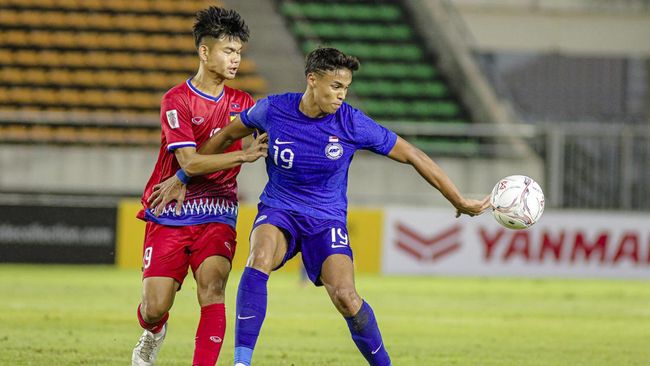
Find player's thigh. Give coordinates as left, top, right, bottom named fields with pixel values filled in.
left=320, top=254, right=362, bottom=315
left=248, top=223, right=289, bottom=272
left=320, top=254, right=356, bottom=293
left=320, top=254, right=363, bottom=317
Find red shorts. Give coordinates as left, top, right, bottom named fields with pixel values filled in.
left=141, top=221, right=237, bottom=286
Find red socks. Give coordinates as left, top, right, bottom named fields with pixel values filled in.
left=137, top=303, right=168, bottom=334
left=192, top=303, right=226, bottom=366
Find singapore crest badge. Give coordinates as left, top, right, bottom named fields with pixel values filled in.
left=325, top=136, right=343, bottom=160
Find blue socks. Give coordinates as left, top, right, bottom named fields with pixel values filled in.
left=234, top=267, right=269, bottom=366
left=345, top=301, right=391, bottom=366
left=234, top=268, right=390, bottom=366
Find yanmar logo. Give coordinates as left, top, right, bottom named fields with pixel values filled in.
left=479, top=227, right=650, bottom=265
left=395, top=222, right=462, bottom=262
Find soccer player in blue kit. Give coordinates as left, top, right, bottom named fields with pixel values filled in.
left=150, top=47, right=491, bottom=365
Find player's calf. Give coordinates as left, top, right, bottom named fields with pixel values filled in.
left=345, top=301, right=391, bottom=366
left=193, top=256, right=231, bottom=365
left=234, top=267, right=270, bottom=366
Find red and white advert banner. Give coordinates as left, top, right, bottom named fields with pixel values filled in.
left=382, top=207, right=650, bottom=278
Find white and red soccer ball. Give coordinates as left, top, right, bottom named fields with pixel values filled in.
left=490, top=175, right=545, bottom=230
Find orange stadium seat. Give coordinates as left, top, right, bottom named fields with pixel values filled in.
left=2, top=30, right=28, bottom=45
left=53, top=126, right=79, bottom=143
left=0, top=88, right=9, bottom=102
left=30, top=125, right=56, bottom=142
left=86, top=13, right=113, bottom=29
left=83, top=51, right=114, bottom=68
left=0, top=9, right=200, bottom=33
left=37, top=51, right=64, bottom=66
left=48, top=70, right=73, bottom=85
left=0, top=0, right=267, bottom=143
left=226, top=77, right=269, bottom=94
left=0, top=125, right=30, bottom=142
left=0, top=10, right=18, bottom=25
left=51, top=31, right=77, bottom=48
left=81, top=90, right=105, bottom=108
left=76, top=128, right=104, bottom=144
left=74, top=70, right=101, bottom=87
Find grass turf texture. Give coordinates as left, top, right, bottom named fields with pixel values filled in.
left=0, top=265, right=649, bottom=365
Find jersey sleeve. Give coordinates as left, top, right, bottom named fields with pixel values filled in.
left=160, top=93, right=196, bottom=152
left=242, top=92, right=255, bottom=110
left=353, top=109, right=398, bottom=155
left=240, top=97, right=270, bottom=131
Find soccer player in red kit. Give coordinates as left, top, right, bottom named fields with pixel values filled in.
left=131, top=7, right=267, bottom=366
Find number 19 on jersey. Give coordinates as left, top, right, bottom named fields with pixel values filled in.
left=272, top=145, right=294, bottom=169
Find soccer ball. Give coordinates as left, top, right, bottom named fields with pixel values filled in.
left=490, top=175, right=545, bottom=230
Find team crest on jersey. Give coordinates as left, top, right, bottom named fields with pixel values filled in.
left=325, top=136, right=343, bottom=160
left=191, top=116, right=205, bottom=125
left=231, top=102, right=240, bottom=109
left=166, top=110, right=179, bottom=129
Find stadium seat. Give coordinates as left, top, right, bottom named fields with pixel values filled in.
left=357, top=63, right=438, bottom=79
left=281, top=3, right=401, bottom=21
left=0, top=0, right=267, bottom=145
left=293, top=22, right=412, bottom=41
left=4, top=0, right=220, bottom=15
left=280, top=0, right=470, bottom=131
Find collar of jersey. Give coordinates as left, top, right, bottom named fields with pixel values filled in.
left=186, top=78, right=225, bottom=103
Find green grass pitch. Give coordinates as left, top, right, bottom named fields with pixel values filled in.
left=1, top=264, right=649, bottom=365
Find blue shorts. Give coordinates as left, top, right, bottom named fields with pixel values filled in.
left=251, top=203, right=353, bottom=286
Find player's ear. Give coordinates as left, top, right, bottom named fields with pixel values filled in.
left=198, top=44, right=209, bottom=63
left=306, top=73, right=317, bottom=88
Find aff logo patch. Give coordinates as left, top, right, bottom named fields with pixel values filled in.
left=166, top=110, right=179, bottom=129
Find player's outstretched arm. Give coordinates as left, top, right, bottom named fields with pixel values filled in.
left=147, top=132, right=268, bottom=216
left=387, top=136, right=490, bottom=217
left=175, top=131, right=268, bottom=177
left=198, top=116, right=256, bottom=155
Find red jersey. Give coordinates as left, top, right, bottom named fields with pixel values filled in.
left=138, top=79, right=254, bottom=227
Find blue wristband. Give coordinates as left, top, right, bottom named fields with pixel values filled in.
left=175, top=169, right=190, bottom=184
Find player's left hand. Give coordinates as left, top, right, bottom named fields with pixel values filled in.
left=148, top=174, right=187, bottom=216
left=243, top=132, right=269, bottom=162
left=455, top=195, right=491, bottom=218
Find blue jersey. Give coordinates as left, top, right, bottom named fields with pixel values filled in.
left=240, top=93, right=397, bottom=221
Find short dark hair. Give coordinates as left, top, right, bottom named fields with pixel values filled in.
left=304, top=47, right=360, bottom=76
left=193, top=7, right=250, bottom=49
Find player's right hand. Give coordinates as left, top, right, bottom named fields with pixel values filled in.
left=243, top=132, right=269, bottom=162
left=148, top=174, right=187, bottom=216
left=455, top=195, right=491, bottom=218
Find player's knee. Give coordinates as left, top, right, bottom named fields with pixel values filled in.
left=197, top=278, right=227, bottom=305
left=140, top=299, right=169, bottom=323
left=332, top=287, right=362, bottom=317
left=247, top=240, right=278, bottom=272
left=247, top=251, right=275, bottom=272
